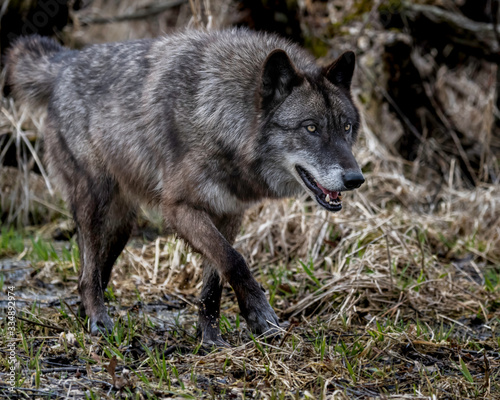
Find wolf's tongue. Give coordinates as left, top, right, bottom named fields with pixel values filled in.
left=316, top=181, right=338, bottom=199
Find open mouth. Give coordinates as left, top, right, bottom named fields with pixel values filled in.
left=295, top=165, right=342, bottom=212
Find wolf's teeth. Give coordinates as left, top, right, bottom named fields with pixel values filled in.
left=325, top=194, right=330, bottom=203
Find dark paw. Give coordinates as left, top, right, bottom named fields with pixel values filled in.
left=202, top=336, right=230, bottom=348
left=197, top=318, right=229, bottom=347
left=244, top=299, right=280, bottom=336
left=90, top=313, right=114, bottom=336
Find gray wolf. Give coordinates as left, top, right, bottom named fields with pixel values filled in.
left=6, top=29, right=364, bottom=345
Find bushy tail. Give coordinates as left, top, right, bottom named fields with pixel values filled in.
left=6, top=35, right=66, bottom=109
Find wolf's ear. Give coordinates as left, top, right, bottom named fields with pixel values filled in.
left=260, top=49, right=302, bottom=110
left=324, top=51, right=355, bottom=90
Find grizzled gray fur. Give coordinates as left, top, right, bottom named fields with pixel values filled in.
left=6, top=29, right=364, bottom=345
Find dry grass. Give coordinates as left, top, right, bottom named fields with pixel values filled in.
left=1, top=1, right=500, bottom=399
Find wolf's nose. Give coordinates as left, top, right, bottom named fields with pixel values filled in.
left=343, top=171, right=365, bottom=190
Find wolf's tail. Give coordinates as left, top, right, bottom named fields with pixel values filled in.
left=6, top=35, right=67, bottom=109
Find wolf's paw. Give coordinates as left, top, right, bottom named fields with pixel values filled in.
left=90, top=313, right=114, bottom=336
left=202, top=336, right=231, bottom=348
left=197, top=320, right=230, bottom=347
left=245, top=302, right=280, bottom=336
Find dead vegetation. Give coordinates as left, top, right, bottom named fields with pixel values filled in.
left=0, top=0, right=499, bottom=399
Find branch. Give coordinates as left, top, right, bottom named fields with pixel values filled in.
left=78, top=0, right=188, bottom=25
left=402, top=2, right=500, bottom=54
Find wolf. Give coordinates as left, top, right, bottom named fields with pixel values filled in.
left=6, top=29, right=365, bottom=345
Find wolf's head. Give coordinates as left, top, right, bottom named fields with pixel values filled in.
left=259, top=49, right=364, bottom=212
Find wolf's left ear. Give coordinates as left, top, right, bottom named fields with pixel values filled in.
left=324, top=51, right=356, bottom=90
left=261, top=49, right=302, bottom=110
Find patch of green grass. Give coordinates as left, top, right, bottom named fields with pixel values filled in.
left=104, top=285, right=117, bottom=302
left=142, top=342, right=172, bottom=385
left=458, top=356, right=475, bottom=384
left=61, top=238, right=79, bottom=263
left=30, top=236, right=58, bottom=261
left=220, top=314, right=233, bottom=334
left=249, top=332, right=266, bottom=356
left=484, top=267, right=500, bottom=292
left=0, top=227, right=80, bottom=270
left=434, top=321, right=456, bottom=342
left=0, top=226, right=25, bottom=256
left=299, top=259, right=322, bottom=289
left=264, top=262, right=296, bottom=306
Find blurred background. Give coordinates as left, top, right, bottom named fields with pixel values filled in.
left=1, top=0, right=499, bottom=228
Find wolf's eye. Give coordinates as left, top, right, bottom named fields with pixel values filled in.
left=344, top=123, right=351, bottom=132
left=306, top=125, right=317, bottom=133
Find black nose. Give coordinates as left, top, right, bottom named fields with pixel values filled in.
left=343, top=171, right=365, bottom=190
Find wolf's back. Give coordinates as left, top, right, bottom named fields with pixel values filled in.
left=6, top=35, right=68, bottom=109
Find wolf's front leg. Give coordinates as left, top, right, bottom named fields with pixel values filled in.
left=197, top=262, right=226, bottom=346
left=165, top=205, right=279, bottom=342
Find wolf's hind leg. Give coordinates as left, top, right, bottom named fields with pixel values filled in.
left=197, top=214, right=242, bottom=346
left=72, top=178, right=136, bottom=335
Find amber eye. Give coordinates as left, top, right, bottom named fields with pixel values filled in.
left=306, top=125, right=317, bottom=133
left=344, top=123, right=351, bottom=132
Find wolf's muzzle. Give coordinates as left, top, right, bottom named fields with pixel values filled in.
left=343, top=171, right=365, bottom=190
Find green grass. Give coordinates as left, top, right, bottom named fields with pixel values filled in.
left=0, top=226, right=25, bottom=256
left=0, top=226, right=79, bottom=264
